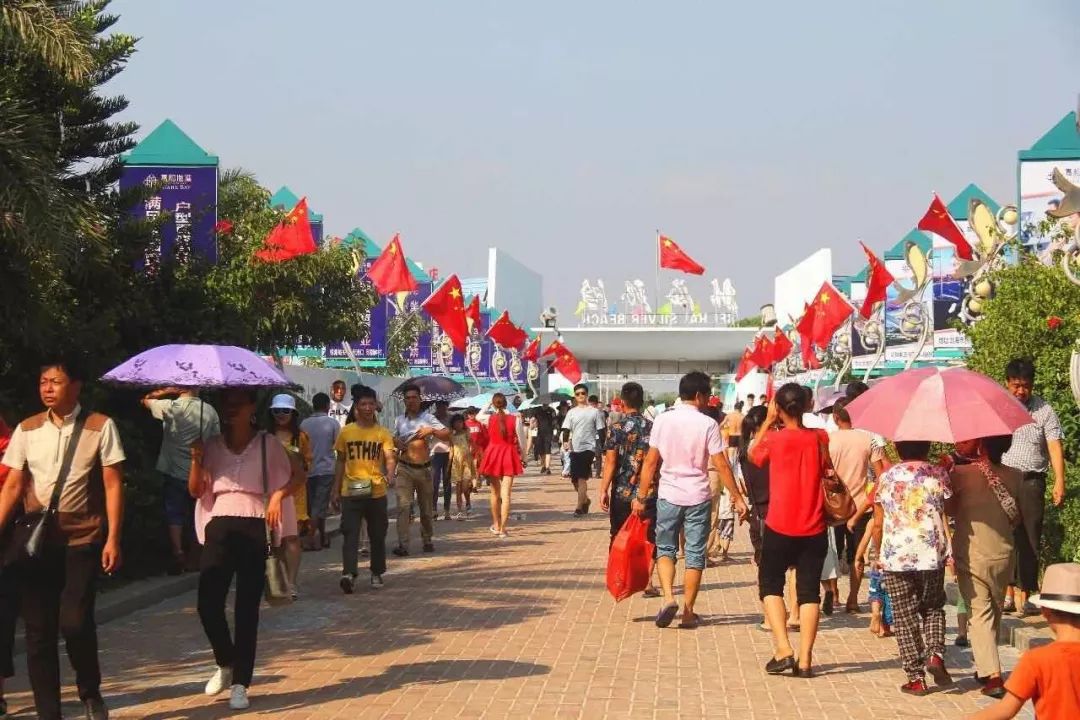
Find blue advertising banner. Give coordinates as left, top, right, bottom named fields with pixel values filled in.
left=119, top=165, right=218, bottom=264
left=310, top=219, right=324, bottom=247
left=401, top=282, right=433, bottom=369
left=324, top=255, right=384, bottom=360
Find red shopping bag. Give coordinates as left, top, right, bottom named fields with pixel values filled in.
left=606, top=514, right=655, bottom=602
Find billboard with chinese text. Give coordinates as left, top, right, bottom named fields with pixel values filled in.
left=119, top=165, right=218, bottom=264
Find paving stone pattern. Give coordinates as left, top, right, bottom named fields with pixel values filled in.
left=5, top=468, right=1033, bottom=718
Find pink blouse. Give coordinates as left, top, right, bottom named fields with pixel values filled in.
left=195, top=432, right=294, bottom=545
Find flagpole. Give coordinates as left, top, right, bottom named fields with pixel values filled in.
left=655, top=229, right=661, bottom=319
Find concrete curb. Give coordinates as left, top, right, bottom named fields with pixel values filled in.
left=14, top=515, right=344, bottom=656
left=946, top=580, right=1054, bottom=653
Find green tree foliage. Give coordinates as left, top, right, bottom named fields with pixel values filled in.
left=0, top=2, right=416, bottom=575
left=964, top=256, right=1080, bottom=563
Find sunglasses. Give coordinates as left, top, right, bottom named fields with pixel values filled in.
left=575, top=391, right=587, bottom=396
left=271, top=408, right=293, bottom=415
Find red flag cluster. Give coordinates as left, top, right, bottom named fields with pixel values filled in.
left=486, top=311, right=528, bottom=349
left=541, top=340, right=582, bottom=384
left=255, top=197, right=317, bottom=262
left=735, top=327, right=795, bottom=381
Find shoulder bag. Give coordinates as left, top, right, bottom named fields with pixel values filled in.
left=975, top=459, right=1022, bottom=528
left=819, top=436, right=856, bottom=526
left=4, top=410, right=87, bottom=568
left=261, top=434, right=293, bottom=606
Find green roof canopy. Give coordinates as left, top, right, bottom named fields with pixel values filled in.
left=122, top=119, right=218, bottom=167
left=341, top=227, right=430, bottom=282
left=1019, top=112, right=1080, bottom=161
left=342, top=227, right=381, bottom=257
left=269, top=185, right=323, bottom=222
left=947, top=183, right=1000, bottom=220
left=884, top=229, right=932, bottom=261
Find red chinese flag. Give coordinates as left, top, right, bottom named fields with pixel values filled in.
left=749, top=334, right=775, bottom=369
left=542, top=340, right=583, bottom=384
left=771, top=328, right=793, bottom=364
left=734, top=348, right=755, bottom=381
left=421, top=275, right=469, bottom=352
left=255, top=197, right=317, bottom=262
left=486, top=310, right=528, bottom=349
left=859, top=242, right=895, bottom=319
left=464, top=295, right=482, bottom=334
left=522, top=336, right=540, bottom=362
left=658, top=234, right=705, bottom=275
left=796, top=303, right=822, bottom=369
left=367, top=233, right=418, bottom=296
left=810, top=282, right=854, bottom=347
left=917, top=194, right=973, bottom=261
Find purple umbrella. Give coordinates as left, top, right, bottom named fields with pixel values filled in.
left=101, top=344, right=292, bottom=388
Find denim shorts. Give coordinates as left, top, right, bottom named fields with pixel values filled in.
left=307, top=474, right=335, bottom=520
left=655, top=498, right=712, bottom=570
left=162, top=473, right=194, bottom=527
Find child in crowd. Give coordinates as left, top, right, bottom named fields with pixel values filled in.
left=867, top=561, right=894, bottom=637
left=450, top=415, right=477, bottom=519
left=714, top=484, right=735, bottom=562
left=966, top=563, right=1080, bottom=719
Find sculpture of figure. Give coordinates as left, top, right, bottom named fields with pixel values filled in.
left=621, top=279, right=652, bottom=316
left=633, top=279, right=652, bottom=314
left=667, top=279, right=695, bottom=313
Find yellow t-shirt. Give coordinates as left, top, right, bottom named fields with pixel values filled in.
left=333, top=423, right=394, bottom=498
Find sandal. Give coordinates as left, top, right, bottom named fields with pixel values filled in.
left=679, top=612, right=702, bottom=629
left=655, top=602, right=679, bottom=628
left=642, top=586, right=661, bottom=598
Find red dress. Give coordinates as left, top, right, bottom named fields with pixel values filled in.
left=479, top=413, right=522, bottom=478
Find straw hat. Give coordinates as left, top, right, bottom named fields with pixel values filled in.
left=1031, top=563, right=1080, bottom=616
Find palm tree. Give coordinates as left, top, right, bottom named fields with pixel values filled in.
left=1, top=0, right=95, bottom=81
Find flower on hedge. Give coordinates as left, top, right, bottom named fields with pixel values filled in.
left=1048, top=315, right=1063, bottom=330
left=214, top=219, right=234, bottom=235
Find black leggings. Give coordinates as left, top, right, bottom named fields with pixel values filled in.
left=758, top=525, right=828, bottom=605
left=198, top=516, right=265, bottom=688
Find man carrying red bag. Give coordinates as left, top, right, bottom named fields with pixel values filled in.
left=600, top=382, right=659, bottom=599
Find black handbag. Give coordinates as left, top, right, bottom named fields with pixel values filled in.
left=3, top=410, right=87, bottom=568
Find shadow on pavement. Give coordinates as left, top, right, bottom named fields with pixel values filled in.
left=136, top=660, right=550, bottom=719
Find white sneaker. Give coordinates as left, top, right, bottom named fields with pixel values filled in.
left=205, top=665, right=230, bottom=696
left=229, top=684, right=250, bottom=710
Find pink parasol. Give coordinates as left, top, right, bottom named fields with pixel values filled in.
left=845, top=366, right=1033, bottom=443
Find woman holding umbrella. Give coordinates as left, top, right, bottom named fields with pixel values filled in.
left=189, top=388, right=294, bottom=710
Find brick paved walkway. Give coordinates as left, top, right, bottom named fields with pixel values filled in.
left=6, top=468, right=1031, bottom=718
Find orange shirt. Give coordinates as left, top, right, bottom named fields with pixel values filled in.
left=1004, top=641, right=1080, bottom=719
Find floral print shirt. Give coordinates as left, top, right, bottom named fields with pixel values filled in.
left=604, top=412, right=654, bottom=502
left=875, top=461, right=952, bottom=572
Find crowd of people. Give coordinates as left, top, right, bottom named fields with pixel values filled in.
left=598, top=364, right=1077, bottom=719
left=0, top=356, right=1077, bottom=717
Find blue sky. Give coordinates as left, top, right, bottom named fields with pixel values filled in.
left=109, top=0, right=1080, bottom=316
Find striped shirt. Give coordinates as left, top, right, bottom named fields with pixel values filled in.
left=1002, top=396, right=1061, bottom=474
